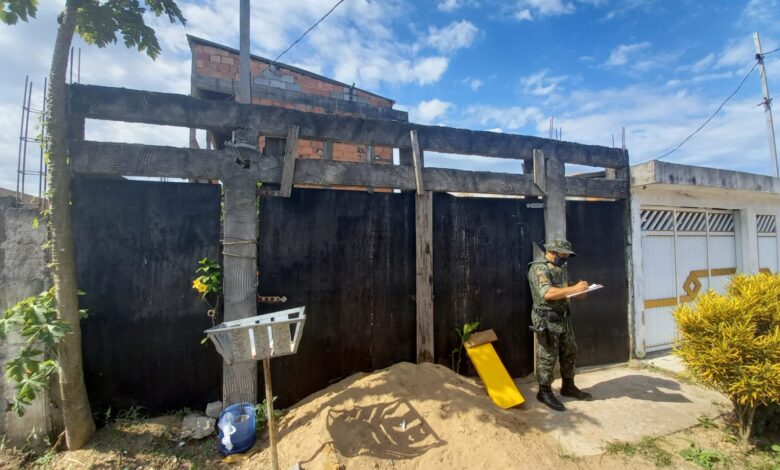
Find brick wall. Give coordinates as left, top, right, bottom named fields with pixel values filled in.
left=192, top=42, right=396, bottom=167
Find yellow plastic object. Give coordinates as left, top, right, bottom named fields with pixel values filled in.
left=465, top=343, right=525, bottom=409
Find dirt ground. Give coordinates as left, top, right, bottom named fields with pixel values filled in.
left=1, top=362, right=778, bottom=469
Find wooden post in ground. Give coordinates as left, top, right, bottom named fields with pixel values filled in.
left=531, top=149, right=566, bottom=380
left=262, top=358, right=279, bottom=470
left=540, top=151, right=565, bottom=380
left=411, top=130, right=434, bottom=363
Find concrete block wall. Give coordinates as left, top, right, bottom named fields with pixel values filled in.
left=192, top=43, right=395, bottom=165
left=0, top=198, right=56, bottom=446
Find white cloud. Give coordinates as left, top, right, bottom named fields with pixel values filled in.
left=743, top=0, right=780, bottom=26
left=534, top=85, right=774, bottom=174
left=606, top=42, right=651, bottom=67
left=437, top=0, right=479, bottom=12
left=426, top=20, right=480, bottom=53
left=603, top=0, right=657, bottom=20
left=520, top=69, right=567, bottom=96
left=461, top=76, right=483, bottom=90
left=714, top=39, right=755, bottom=70
left=687, top=53, right=716, bottom=74
left=465, top=105, right=544, bottom=130
left=411, top=57, right=450, bottom=85
left=411, top=99, right=454, bottom=123
left=511, top=0, right=575, bottom=21
left=514, top=9, right=533, bottom=21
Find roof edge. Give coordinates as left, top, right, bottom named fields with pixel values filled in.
left=187, top=34, right=395, bottom=105
left=631, top=160, right=780, bottom=193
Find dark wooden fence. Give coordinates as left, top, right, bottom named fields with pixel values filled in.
left=72, top=177, right=222, bottom=416
left=72, top=180, right=628, bottom=412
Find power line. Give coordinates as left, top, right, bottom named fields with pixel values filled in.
left=762, top=47, right=780, bottom=56
left=652, top=61, right=758, bottom=161
left=223, top=0, right=346, bottom=102
left=255, top=0, right=345, bottom=81
left=696, top=100, right=764, bottom=138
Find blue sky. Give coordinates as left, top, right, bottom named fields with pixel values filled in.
left=1, top=0, right=779, bottom=193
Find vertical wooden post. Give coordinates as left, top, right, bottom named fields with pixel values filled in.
left=279, top=125, right=299, bottom=198
left=533, top=149, right=566, bottom=380
left=411, top=131, right=434, bottom=363
left=263, top=358, right=279, bottom=470
left=543, top=154, right=566, bottom=241
left=416, top=191, right=434, bottom=363
left=532, top=149, right=546, bottom=195
left=222, top=172, right=258, bottom=405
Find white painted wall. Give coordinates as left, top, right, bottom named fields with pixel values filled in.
left=630, top=185, right=780, bottom=357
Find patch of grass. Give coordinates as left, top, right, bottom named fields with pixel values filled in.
left=32, top=446, right=57, bottom=467
left=606, top=436, right=673, bottom=467
left=171, top=407, right=194, bottom=419
left=115, top=404, right=147, bottom=424
left=680, top=443, right=727, bottom=469
left=557, top=443, right=582, bottom=463
left=698, top=415, right=718, bottom=429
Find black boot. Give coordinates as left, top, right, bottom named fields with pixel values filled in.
left=537, top=385, right=566, bottom=411
left=560, top=378, right=593, bottom=401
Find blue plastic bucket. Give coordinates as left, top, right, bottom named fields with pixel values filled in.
left=217, top=403, right=256, bottom=456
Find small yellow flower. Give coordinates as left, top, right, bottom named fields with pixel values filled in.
left=192, top=278, right=208, bottom=294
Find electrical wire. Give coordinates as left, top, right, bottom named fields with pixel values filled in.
left=259, top=0, right=345, bottom=75
left=250, top=0, right=345, bottom=90
left=761, top=47, right=780, bottom=57
left=652, top=61, right=759, bottom=161
left=223, top=0, right=346, bottom=102
left=696, top=101, right=764, bottom=138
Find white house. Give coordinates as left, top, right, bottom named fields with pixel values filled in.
left=630, top=160, right=780, bottom=357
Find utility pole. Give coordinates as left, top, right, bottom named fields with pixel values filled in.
left=753, top=32, right=778, bottom=177
left=238, top=0, right=251, bottom=104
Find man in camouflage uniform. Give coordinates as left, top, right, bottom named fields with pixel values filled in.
left=528, top=238, right=593, bottom=411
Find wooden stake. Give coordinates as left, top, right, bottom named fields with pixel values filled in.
left=415, top=190, right=434, bottom=363
left=263, top=358, right=279, bottom=470
left=410, top=130, right=424, bottom=195
left=280, top=125, right=299, bottom=198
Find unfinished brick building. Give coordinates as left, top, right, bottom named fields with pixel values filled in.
left=187, top=35, right=406, bottom=170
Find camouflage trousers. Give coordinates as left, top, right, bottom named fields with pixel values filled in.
left=532, top=313, right=578, bottom=386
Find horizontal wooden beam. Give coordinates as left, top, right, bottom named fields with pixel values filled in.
left=69, top=84, right=628, bottom=168
left=69, top=141, right=227, bottom=179
left=69, top=141, right=628, bottom=198
left=565, top=176, right=627, bottom=199
left=193, top=75, right=410, bottom=121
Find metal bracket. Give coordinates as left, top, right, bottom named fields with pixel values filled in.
left=258, top=295, right=288, bottom=304
left=225, top=128, right=260, bottom=169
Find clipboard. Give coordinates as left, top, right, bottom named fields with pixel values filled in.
left=567, top=283, right=604, bottom=298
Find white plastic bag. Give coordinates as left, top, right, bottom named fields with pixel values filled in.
left=218, top=412, right=236, bottom=451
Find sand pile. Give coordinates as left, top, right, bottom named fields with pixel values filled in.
left=245, top=362, right=564, bottom=470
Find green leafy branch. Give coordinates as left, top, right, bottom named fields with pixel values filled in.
left=255, top=397, right=283, bottom=431
left=450, top=321, right=480, bottom=374
left=0, top=288, right=87, bottom=415
left=193, top=257, right=222, bottom=327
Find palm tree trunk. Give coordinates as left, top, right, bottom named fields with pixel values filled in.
left=47, top=0, right=96, bottom=450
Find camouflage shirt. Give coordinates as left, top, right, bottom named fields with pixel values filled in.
left=528, top=258, right=571, bottom=314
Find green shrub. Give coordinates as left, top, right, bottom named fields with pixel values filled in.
left=673, top=273, right=780, bottom=450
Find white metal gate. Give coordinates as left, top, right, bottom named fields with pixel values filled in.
left=640, top=208, right=737, bottom=351
left=757, top=214, right=778, bottom=273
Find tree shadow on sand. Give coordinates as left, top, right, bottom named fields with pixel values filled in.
left=321, top=399, right=445, bottom=460
left=277, top=362, right=600, bottom=448
left=583, top=374, right=692, bottom=403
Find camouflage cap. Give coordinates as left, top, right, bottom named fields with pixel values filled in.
left=544, top=238, right=576, bottom=256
